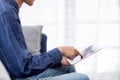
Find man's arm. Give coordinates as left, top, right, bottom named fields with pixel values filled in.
left=0, top=3, right=81, bottom=78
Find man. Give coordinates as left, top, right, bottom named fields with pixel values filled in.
left=0, top=0, right=89, bottom=80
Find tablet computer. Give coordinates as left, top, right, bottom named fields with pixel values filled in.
left=67, top=44, right=102, bottom=65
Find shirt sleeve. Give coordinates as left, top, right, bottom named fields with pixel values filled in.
left=23, top=48, right=62, bottom=76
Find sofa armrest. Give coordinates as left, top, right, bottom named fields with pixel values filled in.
left=0, top=61, right=11, bottom=80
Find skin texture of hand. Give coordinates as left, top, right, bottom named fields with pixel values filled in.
left=57, top=46, right=83, bottom=59
left=61, top=56, right=71, bottom=66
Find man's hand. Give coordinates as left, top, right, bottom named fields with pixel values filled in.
left=57, top=46, right=82, bottom=59
left=61, top=56, right=71, bottom=66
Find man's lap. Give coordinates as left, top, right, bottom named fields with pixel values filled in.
left=27, top=65, right=76, bottom=79
left=15, top=66, right=89, bottom=80
left=36, top=73, right=89, bottom=80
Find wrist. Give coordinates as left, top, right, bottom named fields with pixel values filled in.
left=57, top=47, right=64, bottom=55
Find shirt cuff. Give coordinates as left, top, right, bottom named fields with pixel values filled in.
left=47, top=48, right=62, bottom=65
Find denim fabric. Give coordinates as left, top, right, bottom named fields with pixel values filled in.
left=15, top=66, right=89, bottom=80
left=0, top=0, right=62, bottom=79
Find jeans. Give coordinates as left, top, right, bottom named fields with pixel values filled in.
left=15, top=66, right=89, bottom=80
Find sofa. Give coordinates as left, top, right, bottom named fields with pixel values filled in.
left=0, top=25, right=47, bottom=80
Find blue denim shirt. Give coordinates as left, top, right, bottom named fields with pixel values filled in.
left=0, top=0, right=62, bottom=78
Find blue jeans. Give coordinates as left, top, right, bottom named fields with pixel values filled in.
left=15, top=66, right=89, bottom=80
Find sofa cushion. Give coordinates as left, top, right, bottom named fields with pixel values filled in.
left=0, top=61, right=11, bottom=80
left=22, top=25, right=43, bottom=55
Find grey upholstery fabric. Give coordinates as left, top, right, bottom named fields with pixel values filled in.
left=0, top=61, right=11, bottom=80
left=22, top=25, right=43, bottom=55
